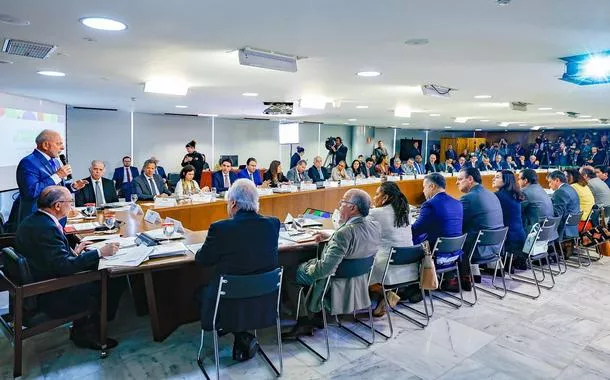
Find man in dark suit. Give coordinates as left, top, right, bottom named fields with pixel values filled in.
left=526, top=155, right=540, bottom=169
left=412, top=173, right=463, bottom=247
left=112, top=156, right=139, bottom=200
left=361, top=157, right=378, bottom=178
left=548, top=170, right=581, bottom=239
left=425, top=154, right=439, bottom=173
left=455, top=167, right=504, bottom=291
left=588, top=147, right=606, bottom=166
left=212, top=158, right=238, bottom=192
left=16, top=130, right=88, bottom=224
left=516, top=155, right=527, bottom=169
left=196, top=179, right=279, bottom=360
left=290, top=146, right=305, bottom=169
left=513, top=143, right=525, bottom=158
left=331, top=136, right=348, bottom=166
left=491, top=155, right=507, bottom=171
left=237, top=157, right=263, bottom=186
left=530, top=143, right=542, bottom=161
left=570, top=149, right=584, bottom=167
left=453, top=156, right=466, bottom=172
left=308, top=156, right=331, bottom=182
left=132, top=159, right=171, bottom=200
left=15, top=186, right=123, bottom=350
left=150, top=156, right=167, bottom=181
left=407, top=141, right=421, bottom=160
left=519, top=169, right=553, bottom=218
left=595, top=166, right=610, bottom=188
left=439, top=159, right=455, bottom=173
left=413, top=155, right=425, bottom=175
left=75, top=160, right=119, bottom=207
left=445, top=144, right=457, bottom=161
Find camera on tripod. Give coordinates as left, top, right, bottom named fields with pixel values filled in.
left=325, top=137, right=336, bottom=152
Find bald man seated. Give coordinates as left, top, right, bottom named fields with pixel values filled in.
left=15, top=186, right=125, bottom=350
left=74, top=160, right=119, bottom=207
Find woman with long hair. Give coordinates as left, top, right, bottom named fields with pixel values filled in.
left=565, top=168, right=594, bottom=229
left=375, top=155, right=390, bottom=176
left=492, top=170, right=526, bottom=263
left=174, top=164, right=202, bottom=196
left=368, top=181, right=414, bottom=317
left=262, top=160, right=289, bottom=187
left=349, top=159, right=363, bottom=179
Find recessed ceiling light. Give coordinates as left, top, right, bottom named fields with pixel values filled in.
left=475, top=128, right=483, bottom=131
left=198, top=113, right=218, bottom=117
left=175, top=105, right=188, bottom=109
left=401, top=123, right=410, bottom=126
left=80, top=17, right=127, bottom=31
left=356, top=71, right=381, bottom=77
left=579, top=115, right=592, bottom=118
left=144, top=79, right=189, bottom=95
left=0, top=14, right=30, bottom=26
left=538, top=107, right=553, bottom=110
left=348, top=118, right=357, bottom=122
left=444, top=126, right=453, bottom=129
left=404, top=38, right=429, bottom=46
left=394, top=107, right=412, bottom=118
left=37, top=70, right=66, bottom=77
left=518, top=124, right=528, bottom=127
left=531, top=126, right=543, bottom=130
left=343, top=122, right=349, bottom=125
left=474, top=95, right=492, bottom=99
left=390, top=125, right=397, bottom=128
left=242, top=92, right=258, bottom=97
left=556, top=112, right=566, bottom=115
left=479, top=119, right=490, bottom=122
left=429, top=113, right=441, bottom=117
left=356, top=105, right=368, bottom=109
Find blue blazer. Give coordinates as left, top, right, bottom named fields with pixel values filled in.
left=212, top=170, right=238, bottom=192
left=16, top=150, right=70, bottom=224
left=196, top=210, right=279, bottom=331
left=112, top=166, right=139, bottom=189
left=495, top=189, right=526, bottom=251
left=412, top=192, right=463, bottom=247
left=491, top=161, right=508, bottom=171
left=237, top=168, right=262, bottom=186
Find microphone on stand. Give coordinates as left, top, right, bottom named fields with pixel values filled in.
left=59, top=154, right=72, bottom=180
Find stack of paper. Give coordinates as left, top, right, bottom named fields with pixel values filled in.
left=88, top=236, right=137, bottom=250
left=279, top=230, right=316, bottom=243
left=149, top=242, right=188, bottom=259
left=143, top=228, right=184, bottom=240
left=187, top=243, right=203, bottom=254
left=98, top=246, right=153, bottom=269
left=65, top=222, right=101, bottom=233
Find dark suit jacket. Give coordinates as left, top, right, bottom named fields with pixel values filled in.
left=132, top=174, right=171, bottom=200
left=516, top=160, right=527, bottom=169
left=478, top=162, right=493, bottom=172
left=195, top=210, right=279, bottom=331
left=112, top=166, right=139, bottom=190
left=495, top=189, right=526, bottom=251
left=552, top=183, right=581, bottom=239
left=290, top=152, right=301, bottom=169
left=590, top=151, right=606, bottom=166
left=425, top=163, right=439, bottom=173
left=15, top=211, right=100, bottom=316
left=526, top=161, right=539, bottom=169
left=333, top=144, right=348, bottom=165
left=140, top=166, right=167, bottom=180
left=361, top=165, right=378, bottom=178
left=453, top=163, right=463, bottom=172
left=16, top=150, right=72, bottom=224
left=237, top=168, right=263, bottom=186
left=74, top=177, right=119, bottom=206
left=412, top=192, right=463, bottom=247
left=491, top=161, right=508, bottom=171
left=413, top=162, right=425, bottom=175
left=212, top=170, right=238, bottom=192
left=445, top=149, right=457, bottom=160
left=461, top=184, right=504, bottom=257
left=308, top=166, right=330, bottom=182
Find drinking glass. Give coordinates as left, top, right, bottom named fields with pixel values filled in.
left=84, top=203, right=96, bottom=218
left=211, top=187, right=217, bottom=196
left=162, top=222, right=175, bottom=243
left=131, top=194, right=138, bottom=204
left=104, top=213, right=116, bottom=231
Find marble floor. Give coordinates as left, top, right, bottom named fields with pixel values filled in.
left=3, top=258, right=610, bottom=379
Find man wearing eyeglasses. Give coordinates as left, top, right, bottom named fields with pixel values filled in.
left=282, top=189, right=380, bottom=339
left=15, top=186, right=124, bottom=351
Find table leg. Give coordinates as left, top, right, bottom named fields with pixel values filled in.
left=143, top=271, right=162, bottom=341
left=100, top=271, right=108, bottom=358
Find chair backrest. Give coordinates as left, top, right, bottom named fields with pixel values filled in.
left=2, top=247, right=37, bottom=312
left=218, top=268, right=283, bottom=300
left=585, top=205, right=601, bottom=227
left=536, top=224, right=556, bottom=242
left=540, top=216, right=561, bottom=241
left=389, top=245, right=425, bottom=266
left=476, top=227, right=509, bottom=247
left=333, top=255, right=375, bottom=279
left=522, top=203, right=541, bottom=231
left=167, top=173, right=180, bottom=187
left=565, top=212, right=583, bottom=226
left=433, top=234, right=467, bottom=269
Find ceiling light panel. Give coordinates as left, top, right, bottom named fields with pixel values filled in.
left=80, top=17, right=127, bottom=31
left=144, top=79, right=189, bottom=96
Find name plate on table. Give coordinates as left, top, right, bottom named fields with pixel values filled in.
left=257, top=188, right=274, bottom=196
left=154, top=197, right=177, bottom=207
left=339, top=180, right=355, bottom=187
left=163, top=217, right=185, bottom=233
left=402, top=174, right=416, bottom=180
left=144, top=209, right=162, bottom=224
left=326, top=181, right=339, bottom=188
left=386, top=175, right=400, bottom=182
left=441, top=172, right=453, bottom=177
left=190, top=194, right=215, bottom=203
left=300, top=183, right=317, bottom=191
left=535, top=168, right=549, bottom=173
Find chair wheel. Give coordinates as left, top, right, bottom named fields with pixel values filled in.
left=100, top=350, right=109, bottom=359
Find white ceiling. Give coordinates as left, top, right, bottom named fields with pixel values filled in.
left=1, top=0, right=610, bottom=130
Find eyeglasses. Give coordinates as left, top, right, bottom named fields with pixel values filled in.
left=339, top=200, right=356, bottom=207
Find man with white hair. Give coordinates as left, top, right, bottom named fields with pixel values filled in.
left=195, top=179, right=280, bottom=361
left=75, top=160, right=119, bottom=206
left=283, top=188, right=380, bottom=338
left=16, top=129, right=88, bottom=223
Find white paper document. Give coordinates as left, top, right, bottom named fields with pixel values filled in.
left=144, top=228, right=185, bottom=240
left=89, top=236, right=137, bottom=250
left=149, top=242, right=188, bottom=259
left=98, top=246, right=153, bottom=269
left=82, top=234, right=121, bottom=242
left=279, top=230, right=316, bottom=243
left=187, top=243, right=203, bottom=254
left=67, top=222, right=101, bottom=232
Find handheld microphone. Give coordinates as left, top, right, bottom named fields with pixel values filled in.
left=59, top=154, right=73, bottom=180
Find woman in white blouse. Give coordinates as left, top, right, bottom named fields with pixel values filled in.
left=331, top=160, right=352, bottom=181
left=368, top=181, right=415, bottom=317
left=174, top=165, right=202, bottom=196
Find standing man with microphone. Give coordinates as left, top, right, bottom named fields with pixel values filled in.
left=16, top=129, right=88, bottom=224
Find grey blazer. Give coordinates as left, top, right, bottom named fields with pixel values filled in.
left=286, top=167, right=311, bottom=184
left=298, top=216, right=380, bottom=315
left=132, top=174, right=171, bottom=200
left=461, top=184, right=504, bottom=257
left=522, top=183, right=554, bottom=219
left=588, top=177, right=610, bottom=206
left=552, top=183, right=581, bottom=239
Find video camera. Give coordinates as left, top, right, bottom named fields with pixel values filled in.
left=325, top=137, right=336, bottom=152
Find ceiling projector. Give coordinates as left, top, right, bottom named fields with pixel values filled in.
left=263, top=102, right=293, bottom=115
left=510, top=101, right=529, bottom=111
left=239, top=47, right=298, bottom=73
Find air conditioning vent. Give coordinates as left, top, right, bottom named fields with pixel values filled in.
left=2, top=38, right=56, bottom=59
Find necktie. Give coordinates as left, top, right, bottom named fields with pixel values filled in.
left=249, top=173, right=254, bottom=182
left=298, top=172, right=303, bottom=182
left=224, top=174, right=230, bottom=188
left=49, top=158, right=57, bottom=172
left=95, top=181, right=104, bottom=206
left=148, top=178, right=158, bottom=196
left=319, top=168, right=323, bottom=179
left=126, top=167, right=132, bottom=182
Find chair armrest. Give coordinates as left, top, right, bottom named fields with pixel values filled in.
left=21, top=270, right=102, bottom=298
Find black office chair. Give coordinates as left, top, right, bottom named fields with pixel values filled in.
left=466, top=227, right=509, bottom=305
left=0, top=247, right=103, bottom=377
left=378, top=244, right=430, bottom=337
left=196, top=268, right=284, bottom=380
left=559, top=212, right=585, bottom=268
left=430, top=234, right=468, bottom=310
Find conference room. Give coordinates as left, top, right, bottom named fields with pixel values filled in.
left=2, top=0, right=610, bottom=379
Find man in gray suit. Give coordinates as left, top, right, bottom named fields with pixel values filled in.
left=453, top=167, right=504, bottom=291
left=286, top=159, right=311, bottom=185
left=548, top=170, right=580, bottom=239
left=518, top=169, right=553, bottom=229
left=283, top=188, right=380, bottom=338
left=581, top=166, right=610, bottom=206
left=132, top=159, right=171, bottom=200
